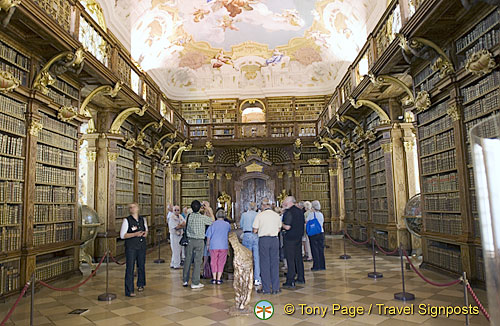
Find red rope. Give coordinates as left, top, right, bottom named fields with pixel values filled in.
left=374, top=239, right=399, bottom=255
left=38, top=253, right=107, bottom=291
left=467, top=282, right=490, bottom=321
left=0, top=279, right=32, bottom=326
left=344, top=231, right=371, bottom=245
left=402, top=249, right=462, bottom=287
left=109, top=254, right=126, bottom=265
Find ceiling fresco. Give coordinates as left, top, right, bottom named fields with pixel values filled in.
left=106, top=0, right=387, bottom=99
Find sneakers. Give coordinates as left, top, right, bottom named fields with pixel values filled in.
left=182, top=282, right=188, bottom=287
left=254, top=280, right=262, bottom=286
left=191, top=283, right=205, bottom=289
left=211, top=279, right=217, bottom=285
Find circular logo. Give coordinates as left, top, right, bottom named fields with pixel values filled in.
left=254, top=300, right=274, bottom=320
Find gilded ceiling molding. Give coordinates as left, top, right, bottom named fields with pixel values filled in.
left=136, top=120, right=163, bottom=147
left=171, top=140, right=192, bottom=164
left=397, top=34, right=455, bottom=78
left=154, top=131, right=178, bottom=154
left=319, top=136, right=345, bottom=156
left=369, top=73, right=414, bottom=106
left=336, top=113, right=361, bottom=127
left=0, top=0, right=21, bottom=27
left=313, top=141, right=337, bottom=158
left=80, top=0, right=107, bottom=30
left=326, top=127, right=346, bottom=138
left=33, top=48, right=85, bottom=95
left=349, top=97, right=391, bottom=125
left=79, top=82, right=121, bottom=133
left=0, top=70, right=20, bottom=93
left=109, top=105, right=147, bottom=134
left=465, top=49, right=497, bottom=76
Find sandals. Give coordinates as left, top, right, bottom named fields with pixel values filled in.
left=137, top=287, right=144, bottom=292
left=211, top=279, right=217, bottom=284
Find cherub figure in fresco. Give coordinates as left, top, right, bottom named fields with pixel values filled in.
left=211, top=50, right=234, bottom=68
left=278, top=9, right=302, bottom=27
left=193, top=8, right=210, bottom=22
left=218, top=15, right=239, bottom=31
left=265, top=49, right=290, bottom=67
left=208, top=0, right=258, bottom=18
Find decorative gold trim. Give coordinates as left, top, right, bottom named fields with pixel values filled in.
left=381, top=143, right=393, bottom=153
left=80, top=82, right=121, bottom=133
left=319, top=136, right=345, bottom=156
left=465, top=49, right=497, bottom=76
left=0, top=70, right=20, bottom=93
left=349, top=98, right=391, bottom=125
left=314, top=141, right=337, bottom=157
left=294, top=170, right=302, bottom=177
left=135, top=161, right=142, bottom=169
left=415, top=91, right=431, bottom=113
left=286, top=171, right=293, bottom=178
left=171, top=140, right=192, bottom=163
left=125, top=138, right=136, bottom=149
left=109, top=106, right=148, bottom=134
left=277, top=171, right=284, bottom=179
left=33, top=48, right=84, bottom=95
left=173, top=173, right=182, bottom=181
left=216, top=173, right=222, bottom=180
left=154, top=131, right=178, bottom=153
left=205, top=141, right=215, bottom=163
left=277, top=189, right=288, bottom=203
left=145, top=147, right=155, bottom=156
left=186, top=162, right=201, bottom=169
left=369, top=73, right=414, bottom=106
left=363, top=129, right=376, bottom=142
left=0, top=0, right=20, bottom=12
left=347, top=160, right=353, bottom=168
left=80, top=0, right=107, bottom=30
left=207, top=172, right=215, bottom=180
left=217, top=192, right=232, bottom=218
left=57, top=106, right=78, bottom=122
left=29, top=120, right=43, bottom=136
left=86, top=151, right=96, bottom=162
left=107, top=152, right=119, bottom=162
left=153, top=166, right=158, bottom=174
left=239, top=98, right=266, bottom=113
left=403, top=140, right=414, bottom=152
left=446, top=104, right=461, bottom=122
left=225, top=173, right=232, bottom=180
left=361, top=153, right=368, bottom=162
left=136, top=121, right=163, bottom=147
left=245, top=162, right=263, bottom=173
left=326, top=127, right=346, bottom=137
left=336, top=113, right=361, bottom=127
left=161, top=139, right=183, bottom=163
left=307, top=158, right=322, bottom=165
left=329, top=168, right=337, bottom=176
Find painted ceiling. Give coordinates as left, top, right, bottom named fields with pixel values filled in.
left=104, top=0, right=387, bottom=100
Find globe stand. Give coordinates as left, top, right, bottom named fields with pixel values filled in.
left=368, top=237, right=383, bottom=279
left=98, top=233, right=116, bottom=301
left=394, top=244, right=414, bottom=301
left=154, top=229, right=165, bottom=264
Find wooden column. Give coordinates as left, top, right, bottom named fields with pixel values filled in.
left=328, top=158, right=340, bottom=233
left=172, top=163, right=181, bottom=206
left=336, top=156, right=345, bottom=232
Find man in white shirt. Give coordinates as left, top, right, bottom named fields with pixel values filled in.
left=168, top=206, right=185, bottom=269
left=252, top=198, right=282, bottom=294
left=166, top=204, right=174, bottom=224
left=240, top=202, right=260, bottom=285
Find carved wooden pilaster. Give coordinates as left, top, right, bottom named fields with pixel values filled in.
left=172, top=164, right=181, bottom=206
left=328, top=159, right=340, bottom=233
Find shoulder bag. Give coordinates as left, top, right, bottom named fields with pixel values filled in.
left=306, top=212, right=322, bottom=237
left=179, top=214, right=190, bottom=246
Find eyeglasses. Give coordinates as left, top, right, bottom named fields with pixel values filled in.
left=174, top=209, right=180, bottom=211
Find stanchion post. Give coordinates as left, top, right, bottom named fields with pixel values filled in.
left=30, top=273, right=34, bottom=326
left=394, top=243, right=415, bottom=301
left=368, top=237, right=383, bottom=279
left=339, top=230, right=351, bottom=260
left=98, top=233, right=117, bottom=301
left=154, top=229, right=165, bottom=264
left=463, top=272, right=470, bottom=326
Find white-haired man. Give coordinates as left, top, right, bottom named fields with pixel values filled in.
left=240, top=202, right=261, bottom=286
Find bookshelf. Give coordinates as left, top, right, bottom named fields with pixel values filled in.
left=368, top=136, right=389, bottom=226
left=35, top=247, right=76, bottom=282
left=115, top=145, right=134, bottom=236
left=211, top=99, right=237, bottom=123
left=0, top=258, right=20, bottom=296
left=300, top=166, right=331, bottom=233
left=181, top=167, right=209, bottom=207
left=267, top=97, right=293, bottom=122
left=181, top=101, right=210, bottom=124
left=354, top=147, right=368, bottom=226
left=0, top=38, right=30, bottom=88
left=34, top=112, right=77, bottom=248
left=137, top=153, right=152, bottom=227
left=295, top=97, right=325, bottom=121
left=154, top=163, right=165, bottom=226
left=46, top=77, right=79, bottom=108
left=271, top=125, right=294, bottom=138
left=343, top=153, right=354, bottom=226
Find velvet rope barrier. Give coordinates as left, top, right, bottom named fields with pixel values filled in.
left=38, top=253, right=107, bottom=291
left=374, top=239, right=399, bottom=255
left=466, top=282, right=490, bottom=321
left=344, top=231, right=371, bottom=245
left=0, top=279, right=32, bottom=326
left=109, top=254, right=126, bottom=265
left=402, top=249, right=462, bottom=287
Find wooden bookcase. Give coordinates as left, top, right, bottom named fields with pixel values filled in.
left=295, top=96, right=325, bottom=121
left=211, top=99, right=237, bottom=123
left=137, top=153, right=152, bottom=245
left=267, top=97, right=294, bottom=122
left=181, top=167, right=210, bottom=208
left=181, top=101, right=210, bottom=125
left=299, top=166, right=331, bottom=233
left=115, top=145, right=134, bottom=256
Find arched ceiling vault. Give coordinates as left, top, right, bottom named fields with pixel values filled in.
left=102, top=0, right=387, bottom=100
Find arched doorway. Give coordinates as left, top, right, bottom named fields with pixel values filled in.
left=235, top=173, right=274, bottom=224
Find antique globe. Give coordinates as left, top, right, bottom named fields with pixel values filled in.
left=403, top=194, right=422, bottom=256
left=79, top=205, right=102, bottom=269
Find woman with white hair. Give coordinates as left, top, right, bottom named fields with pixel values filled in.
left=307, top=200, right=326, bottom=271
left=302, top=201, right=313, bottom=262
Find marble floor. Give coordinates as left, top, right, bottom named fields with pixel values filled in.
left=0, top=237, right=490, bottom=326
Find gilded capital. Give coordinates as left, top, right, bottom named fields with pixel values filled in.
left=86, top=151, right=97, bottom=162
left=107, top=152, right=119, bottom=162
left=29, top=121, right=43, bottom=136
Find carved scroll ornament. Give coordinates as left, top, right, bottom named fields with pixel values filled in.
left=109, top=105, right=148, bottom=134
left=0, top=70, right=20, bottom=93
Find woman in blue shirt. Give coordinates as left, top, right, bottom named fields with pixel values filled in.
left=206, top=209, right=231, bottom=284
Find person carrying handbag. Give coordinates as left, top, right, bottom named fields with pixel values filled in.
left=306, top=200, right=326, bottom=271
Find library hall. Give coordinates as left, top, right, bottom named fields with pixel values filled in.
left=0, top=0, right=499, bottom=325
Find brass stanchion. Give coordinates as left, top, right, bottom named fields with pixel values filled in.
left=339, top=230, right=351, bottom=260
left=394, top=243, right=415, bottom=301
left=367, top=237, right=383, bottom=279
left=463, top=272, right=469, bottom=326
left=30, top=274, right=34, bottom=326
left=98, top=233, right=116, bottom=301
left=154, top=229, right=165, bottom=264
